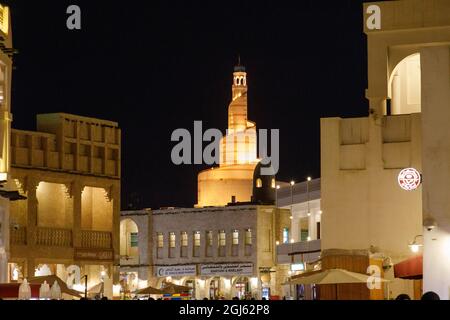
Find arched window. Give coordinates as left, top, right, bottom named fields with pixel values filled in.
left=388, top=53, right=421, bottom=115
left=120, top=219, right=139, bottom=257
left=256, top=178, right=262, bottom=188
left=271, top=178, right=276, bottom=189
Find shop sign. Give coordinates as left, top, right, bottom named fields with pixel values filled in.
left=74, top=248, right=113, bottom=261
left=200, top=263, right=253, bottom=276
left=156, top=265, right=197, bottom=277
left=291, top=263, right=305, bottom=272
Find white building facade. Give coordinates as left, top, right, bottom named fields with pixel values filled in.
left=320, top=0, right=450, bottom=299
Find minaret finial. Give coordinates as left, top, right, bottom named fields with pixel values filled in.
left=233, top=55, right=245, bottom=72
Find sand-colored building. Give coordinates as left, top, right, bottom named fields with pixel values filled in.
left=320, top=0, right=450, bottom=299
left=7, top=113, right=121, bottom=297
left=0, top=3, right=14, bottom=284
left=121, top=203, right=291, bottom=299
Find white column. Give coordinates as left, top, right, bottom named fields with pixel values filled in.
left=421, top=45, right=450, bottom=300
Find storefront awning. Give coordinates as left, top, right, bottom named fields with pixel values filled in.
left=0, top=283, right=40, bottom=299
left=394, top=255, right=422, bottom=280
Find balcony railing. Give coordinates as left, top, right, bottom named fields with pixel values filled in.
left=35, top=227, right=72, bottom=247
left=81, top=230, right=112, bottom=249
left=10, top=226, right=27, bottom=245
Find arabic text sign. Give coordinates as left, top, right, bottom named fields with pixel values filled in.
left=156, top=265, right=197, bottom=277
left=200, top=263, right=254, bottom=276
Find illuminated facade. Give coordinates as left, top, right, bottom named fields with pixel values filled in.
left=197, top=65, right=258, bottom=207
left=320, top=0, right=450, bottom=299
left=0, top=4, right=14, bottom=283
left=121, top=205, right=291, bottom=300
left=8, top=113, right=121, bottom=298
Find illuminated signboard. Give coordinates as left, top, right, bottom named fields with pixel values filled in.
left=291, top=263, right=305, bottom=272
left=398, top=168, right=422, bottom=191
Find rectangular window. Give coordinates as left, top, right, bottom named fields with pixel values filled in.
left=193, top=231, right=201, bottom=257
left=130, top=232, right=138, bottom=247
left=181, top=232, right=188, bottom=247
left=245, top=229, right=252, bottom=245
left=207, top=231, right=213, bottom=246
left=194, top=231, right=201, bottom=247
left=219, top=230, right=226, bottom=247
left=218, top=230, right=226, bottom=257
left=283, top=228, right=289, bottom=244
left=232, top=230, right=239, bottom=256
left=169, top=232, right=176, bottom=248
left=206, top=231, right=213, bottom=257
left=232, top=230, right=239, bottom=245
left=180, top=232, right=188, bottom=258
left=244, top=229, right=252, bottom=256
left=157, top=233, right=164, bottom=248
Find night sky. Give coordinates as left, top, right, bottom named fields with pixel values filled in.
left=4, top=0, right=377, bottom=209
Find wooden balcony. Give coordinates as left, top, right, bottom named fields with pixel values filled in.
left=35, top=227, right=72, bottom=247
left=81, top=230, right=112, bottom=249
left=10, top=226, right=27, bottom=245
left=10, top=226, right=112, bottom=250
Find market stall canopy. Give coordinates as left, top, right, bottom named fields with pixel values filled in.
left=394, top=255, right=422, bottom=280
left=0, top=283, right=40, bottom=299
left=286, top=268, right=390, bottom=285
left=135, top=285, right=164, bottom=295
left=28, top=275, right=83, bottom=298
left=161, top=283, right=192, bottom=294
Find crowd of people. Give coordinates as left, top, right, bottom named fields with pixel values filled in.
left=395, top=291, right=440, bottom=300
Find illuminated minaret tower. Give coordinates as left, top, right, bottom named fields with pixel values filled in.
left=228, top=63, right=249, bottom=132
left=197, top=60, right=258, bottom=207
left=220, top=61, right=257, bottom=166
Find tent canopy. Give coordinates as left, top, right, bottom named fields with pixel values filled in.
left=28, top=275, right=83, bottom=298
left=161, top=282, right=191, bottom=294
left=135, top=285, right=164, bottom=295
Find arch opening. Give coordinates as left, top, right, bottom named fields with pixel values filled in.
left=388, top=53, right=421, bottom=115
left=120, top=219, right=139, bottom=259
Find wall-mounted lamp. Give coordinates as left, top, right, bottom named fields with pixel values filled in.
left=408, top=235, right=423, bottom=253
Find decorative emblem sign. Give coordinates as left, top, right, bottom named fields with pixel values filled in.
left=398, top=168, right=422, bottom=191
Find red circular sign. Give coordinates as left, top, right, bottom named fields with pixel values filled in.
left=398, top=168, right=422, bottom=191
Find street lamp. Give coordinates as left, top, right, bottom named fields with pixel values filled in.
left=306, top=177, right=311, bottom=215
left=81, top=274, right=88, bottom=299
left=408, top=235, right=423, bottom=253
left=275, top=185, right=280, bottom=207
left=306, top=177, right=312, bottom=241
left=290, top=181, right=295, bottom=219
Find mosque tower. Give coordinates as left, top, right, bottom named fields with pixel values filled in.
left=196, top=61, right=259, bottom=207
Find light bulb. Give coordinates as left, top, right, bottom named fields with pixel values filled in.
left=409, top=244, right=420, bottom=253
